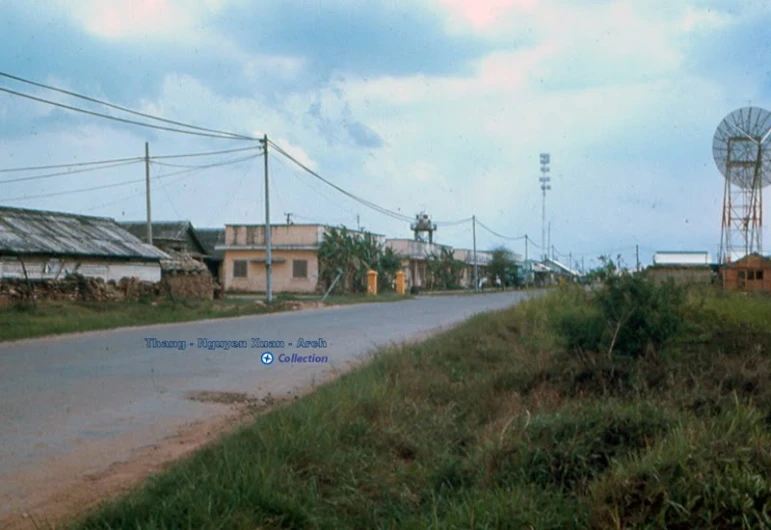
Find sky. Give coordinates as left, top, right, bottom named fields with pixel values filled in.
left=1, top=0, right=770, bottom=270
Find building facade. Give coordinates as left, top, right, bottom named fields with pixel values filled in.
left=218, top=224, right=385, bottom=293
left=0, top=206, right=168, bottom=282
left=721, top=253, right=771, bottom=292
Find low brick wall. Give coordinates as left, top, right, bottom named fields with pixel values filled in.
left=0, top=272, right=215, bottom=302
left=162, top=272, right=214, bottom=300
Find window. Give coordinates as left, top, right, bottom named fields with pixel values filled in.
left=748, top=270, right=756, bottom=280
left=293, top=259, right=308, bottom=278
left=738, top=270, right=746, bottom=280
left=233, top=260, right=247, bottom=278
left=757, top=270, right=764, bottom=281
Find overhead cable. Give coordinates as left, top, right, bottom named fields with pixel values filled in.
left=267, top=140, right=413, bottom=222
left=0, top=71, right=256, bottom=140
left=0, top=86, right=252, bottom=141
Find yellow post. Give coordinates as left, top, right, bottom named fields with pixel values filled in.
left=395, top=270, right=405, bottom=294
left=367, top=270, right=378, bottom=296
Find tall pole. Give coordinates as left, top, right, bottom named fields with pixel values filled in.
left=539, top=153, right=551, bottom=261
left=636, top=245, right=640, bottom=273
left=262, top=134, right=272, bottom=304
left=524, top=234, right=529, bottom=288
left=472, top=215, right=479, bottom=292
left=145, top=142, right=152, bottom=245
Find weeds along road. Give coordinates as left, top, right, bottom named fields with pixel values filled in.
left=0, top=290, right=537, bottom=520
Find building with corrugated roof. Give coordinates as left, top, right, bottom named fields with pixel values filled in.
left=0, top=206, right=168, bottom=282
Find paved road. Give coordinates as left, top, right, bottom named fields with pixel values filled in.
left=0, top=291, right=535, bottom=516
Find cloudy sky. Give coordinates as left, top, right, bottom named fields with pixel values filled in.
left=1, top=0, right=769, bottom=269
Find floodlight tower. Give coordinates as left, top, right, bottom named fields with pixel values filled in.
left=713, top=107, right=771, bottom=263
left=539, top=153, right=551, bottom=260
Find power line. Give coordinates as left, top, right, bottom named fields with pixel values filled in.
left=0, top=86, right=252, bottom=141
left=2, top=154, right=259, bottom=202
left=268, top=151, right=358, bottom=220
left=0, top=159, right=142, bottom=184
left=0, top=155, right=143, bottom=173
left=476, top=219, right=527, bottom=241
left=0, top=146, right=261, bottom=176
left=0, top=71, right=257, bottom=141
left=434, top=217, right=473, bottom=226
left=268, top=139, right=413, bottom=223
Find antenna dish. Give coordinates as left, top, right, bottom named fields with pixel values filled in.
left=712, top=106, right=771, bottom=189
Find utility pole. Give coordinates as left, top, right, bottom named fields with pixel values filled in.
left=582, top=257, right=585, bottom=274
left=472, top=215, right=479, bottom=292
left=569, top=252, right=573, bottom=270
left=285, top=212, right=293, bottom=225
left=524, top=234, right=529, bottom=288
left=262, top=134, right=272, bottom=305
left=145, top=142, right=152, bottom=245
left=636, top=244, right=640, bottom=273
left=356, top=214, right=360, bottom=231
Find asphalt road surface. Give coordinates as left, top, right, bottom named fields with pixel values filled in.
left=0, top=291, right=536, bottom=519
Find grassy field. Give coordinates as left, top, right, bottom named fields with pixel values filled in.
left=63, top=280, right=771, bottom=529
left=0, top=298, right=292, bottom=342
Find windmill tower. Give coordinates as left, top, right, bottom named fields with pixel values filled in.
left=713, top=107, right=771, bottom=263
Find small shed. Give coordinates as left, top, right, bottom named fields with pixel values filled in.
left=721, top=253, right=771, bottom=292
left=0, top=206, right=168, bottom=282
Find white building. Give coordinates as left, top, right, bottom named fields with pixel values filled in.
left=0, top=206, right=168, bottom=283
left=653, top=251, right=711, bottom=266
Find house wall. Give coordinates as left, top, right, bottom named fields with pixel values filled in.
left=226, top=225, right=323, bottom=247
left=722, top=255, right=771, bottom=292
left=0, top=256, right=161, bottom=282
left=646, top=266, right=714, bottom=286
left=653, top=252, right=710, bottom=265
left=222, top=249, right=319, bottom=293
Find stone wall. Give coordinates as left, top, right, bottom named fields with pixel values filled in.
left=162, top=271, right=214, bottom=300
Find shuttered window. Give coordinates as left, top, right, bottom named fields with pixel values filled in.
left=293, top=260, right=308, bottom=278
left=233, top=260, right=247, bottom=278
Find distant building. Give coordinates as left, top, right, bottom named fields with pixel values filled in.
left=195, top=228, right=226, bottom=281
left=218, top=224, right=384, bottom=293
left=721, top=253, right=771, bottom=292
left=653, top=251, right=711, bottom=266
left=0, top=206, right=168, bottom=282
left=648, top=250, right=714, bottom=285
left=120, top=221, right=208, bottom=259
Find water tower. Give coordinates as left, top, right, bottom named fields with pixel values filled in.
left=411, top=212, right=437, bottom=243
left=713, top=107, right=771, bottom=263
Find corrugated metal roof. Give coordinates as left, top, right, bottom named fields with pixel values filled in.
left=0, top=206, right=169, bottom=260
left=196, top=228, right=225, bottom=258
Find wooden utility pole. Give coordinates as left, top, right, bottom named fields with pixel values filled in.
left=262, top=134, right=272, bottom=304
left=145, top=142, right=152, bottom=245
left=472, top=215, right=479, bottom=292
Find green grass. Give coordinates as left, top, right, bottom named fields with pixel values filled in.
left=60, top=285, right=771, bottom=529
left=0, top=298, right=291, bottom=342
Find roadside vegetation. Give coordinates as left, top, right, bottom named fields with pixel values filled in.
left=64, top=260, right=771, bottom=529
left=0, top=298, right=294, bottom=342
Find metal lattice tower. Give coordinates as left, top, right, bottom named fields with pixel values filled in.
left=713, top=107, right=771, bottom=263
left=539, top=153, right=551, bottom=260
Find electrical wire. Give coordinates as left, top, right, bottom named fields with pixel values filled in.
left=0, top=86, right=252, bottom=141
left=434, top=217, right=473, bottom=227
left=267, top=150, right=359, bottom=220
left=0, top=155, right=143, bottom=173
left=0, top=159, right=143, bottom=184
left=0, top=71, right=257, bottom=141
left=0, top=146, right=261, bottom=176
left=2, top=154, right=259, bottom=202
left=267, top=140, right=413, bottom=223
left=476, top=219, right=527, bottom=241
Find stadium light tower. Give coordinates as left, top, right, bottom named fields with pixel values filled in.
left=539, top=153, right=551, bottom=260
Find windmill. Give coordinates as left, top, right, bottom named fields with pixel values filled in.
left=713, top=107, right=771, bottom=263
